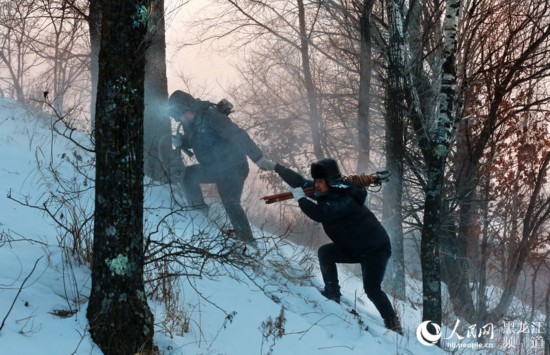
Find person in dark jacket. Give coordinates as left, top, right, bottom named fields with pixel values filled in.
left=274, top=158, right=402, bottom=333
left=168, top=90, right=276, bottom=244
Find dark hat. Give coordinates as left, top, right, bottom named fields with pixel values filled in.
left=168, top=90, right=196, bottom=119
left=311, top=158, right=343, bottom=185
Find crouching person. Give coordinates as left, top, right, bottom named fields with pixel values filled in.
left=273, top=158, right=402, bottom=334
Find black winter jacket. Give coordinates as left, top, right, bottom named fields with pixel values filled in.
left=179, top=108, right=264, bottom=175
left=275, top=164, right=391, bottom=257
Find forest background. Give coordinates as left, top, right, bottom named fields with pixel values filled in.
left=0, top=0, right=549, bottom=353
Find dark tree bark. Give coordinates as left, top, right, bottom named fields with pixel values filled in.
left=356, top=0, right=374, bottom=173
left=88, top=0, right=175, bottom=180
left=382, top=0, right=406, bottom=300
left=440, top=117, right=476, bottom=322
left=86, top=0, right=154, bottom=354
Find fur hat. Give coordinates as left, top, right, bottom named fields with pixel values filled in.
left=310, top=158, right=343, bottom=185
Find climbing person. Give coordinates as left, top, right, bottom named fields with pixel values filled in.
left=272, top=158, right=402, bottom=334
left=168, top=90, right=276, bottom=245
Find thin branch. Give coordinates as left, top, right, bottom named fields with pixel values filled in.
left=0, top=256, right=43, bottom=332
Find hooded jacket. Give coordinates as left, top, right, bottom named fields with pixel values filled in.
left=178, top=107, right=264, bottom=175
left=275, top=160, right=391, bottom=256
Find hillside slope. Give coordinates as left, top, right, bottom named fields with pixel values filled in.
left=0, top=99, right=443, bottom=354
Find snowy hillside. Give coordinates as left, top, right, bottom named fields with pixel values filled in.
left=0, top=99, right=444, bottom=354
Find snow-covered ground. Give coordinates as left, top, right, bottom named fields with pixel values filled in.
left=0, top=98, right=530, bottom=354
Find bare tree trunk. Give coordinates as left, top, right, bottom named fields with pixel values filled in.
left=356, top=0, right=374, bottom=173
left=88, top=0, right=102, bottom=123
left=144, top=0, right=175, bottom=180
left=0, top=51, right=25, bottom=103
left=487, top=152, right=550, bottom=322
left=383, top=0, right=406, bottom=300
left=440, top=119, right=476, bottom=323
left=420, top=160, right=444, bottom=327
left=297, top=0, right=323, bottom=160
left=86, top=0, right=154, bottom=353
left=442, top=1, right=550, bottom=323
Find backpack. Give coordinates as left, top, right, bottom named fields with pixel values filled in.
left=215, top=99, right=234, bottom=115
left=191, top=98, right=234, bottom=116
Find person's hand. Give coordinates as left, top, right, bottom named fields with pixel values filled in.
left=291, top=187, right=306, bottom=201
left=255, top=157, right=277, bottom=171
left=171, top=133, right=184, bottom=148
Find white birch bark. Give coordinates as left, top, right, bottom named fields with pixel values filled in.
left=420, top=0, right=461, bottom=330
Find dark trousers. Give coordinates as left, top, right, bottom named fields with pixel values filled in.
left=183, top=164, right=254, bottom=242
left=318, top=242, right=395, bottom=321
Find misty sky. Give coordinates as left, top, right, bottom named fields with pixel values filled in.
left=165, top=0, right=239, bottom=99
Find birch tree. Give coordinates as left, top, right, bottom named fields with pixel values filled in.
left=416, top=0, right=461, bottom=327
left=86, top=0, right=154, bottom=353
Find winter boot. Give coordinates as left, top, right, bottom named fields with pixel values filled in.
left=384, top=314, right=403, bottom=335
left=320, top=283, right=341, bottom=303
